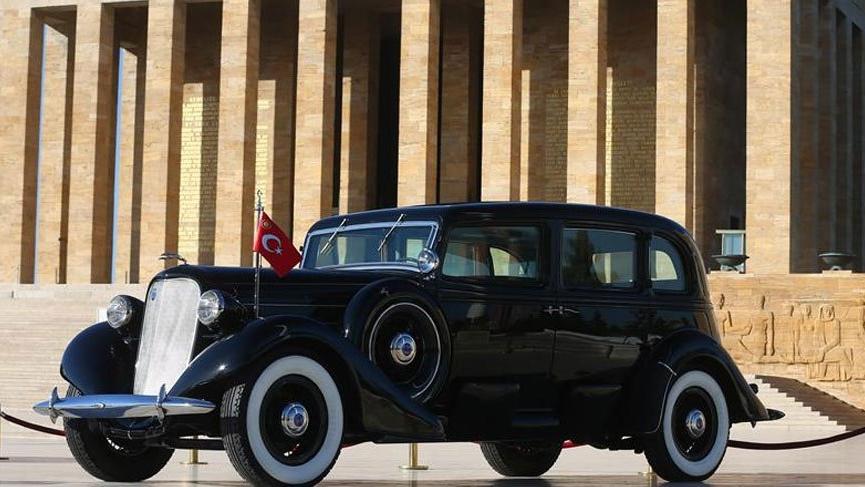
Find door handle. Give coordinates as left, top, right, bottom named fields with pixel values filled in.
left=542, top=305, right=561, bottom=316
left=561, top=307, right=580, bottom=315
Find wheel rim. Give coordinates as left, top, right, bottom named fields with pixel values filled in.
left=368, top=303, right=441, bottom=399
left=259, top=375, right=328, bottom=466
left=671, top=387, right=718, bottom=462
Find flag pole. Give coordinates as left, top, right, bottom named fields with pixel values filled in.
left=254, top=189, right=263, bottom=319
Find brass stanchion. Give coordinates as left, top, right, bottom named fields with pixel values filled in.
left=181, top=437, right=207, bottom=465
left=399, top=443, right=428, bottom=471
left=639, top=465, right=657, bottom=486
left=0, top=402, right=10, bottom=461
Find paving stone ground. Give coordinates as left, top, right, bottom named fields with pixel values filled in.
left=2, top=433, right=865, bottom=486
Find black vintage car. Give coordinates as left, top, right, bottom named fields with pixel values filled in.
left=35, top=202, right=781, bottom=485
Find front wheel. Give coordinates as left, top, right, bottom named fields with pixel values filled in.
left=643, top=370, right=730, bottom=482
left=221, top=355, right=344, bottom=486
left=63, top=386, right=174, bottom=482
left=480, top=441, right=562, bottom=477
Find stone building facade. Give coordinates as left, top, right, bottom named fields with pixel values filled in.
left=1, top=0, right=864, bottom=282
left=1, top=0, right=865, bottom=404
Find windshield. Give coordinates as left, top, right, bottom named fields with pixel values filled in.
left=302, top=222, right=436, bottom=270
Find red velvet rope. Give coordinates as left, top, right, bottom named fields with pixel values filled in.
left=0, top=411, right=65, bottom=437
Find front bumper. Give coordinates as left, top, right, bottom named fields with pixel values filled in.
left=33, top=385, right=215, bottom=423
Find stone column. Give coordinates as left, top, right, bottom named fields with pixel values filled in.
left=139, top=0, right=185, bottom=279
left=340, top=10, right=378, bottom=213
left=66, top=4, right=115, bottom=283
left=397, top=0, right=440, bottom=206
left=36, top=26, right=73, bottom=284
left=440, top=3, right=478, bottom=203
left=482, top=0, right=522, bottom=201
left=655, top=0, right=694, bottom=228
left=293, top=0, right=337, bottom=244
left=838, top=20, right=854, bottom=252
left=215, top=0, right=260, bottom=266
left=0, top=9, right=42, bottom=283
left=746, top=1, right=793, bottom=274
left=566, top=0, right=607, bottom=204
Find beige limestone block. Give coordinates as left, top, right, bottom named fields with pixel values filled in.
left=566, top=0, right=606, bottom=205
left=746, top=0, right=793, bottom=274
left=139, top=0, right=185, bottom=279
left=481, top=0, right=522, bottom=201
left=0, top=8, right=42, bottom=283
left=292, top=0, right=337, bottom=245
left=655, top=0, right=694, bottom=228
left=214, top=0, right=260, bottom=266
left=66, top=3, right=115, bottom=283
left=397, top=0, right=440, bottom=206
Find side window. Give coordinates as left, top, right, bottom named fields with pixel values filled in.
left=443, top=226, right=540, bottom=281
left=562, top=228, right=636, bottom=289
left=650, top=235, right=686, bottom=291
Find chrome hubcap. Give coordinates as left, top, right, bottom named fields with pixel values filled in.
left=389, top=333, right=417, bottom=365
left=280, top=402, right=309, bottom=437
left=684, top=409, right=707, bottom=439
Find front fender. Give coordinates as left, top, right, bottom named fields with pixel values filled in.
left=170, top=316, right=444, bottom=442
left=623, top=329, right=770, bottom=435
left=59, top=322, right=135, bottom=395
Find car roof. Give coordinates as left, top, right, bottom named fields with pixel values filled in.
left=309, top=202, right=689, bottom=236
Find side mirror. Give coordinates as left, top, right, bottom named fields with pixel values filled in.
left=417, top=248, right=440, bottom=274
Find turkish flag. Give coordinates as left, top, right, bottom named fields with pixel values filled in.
left=253, top=211, right=301, bottom=277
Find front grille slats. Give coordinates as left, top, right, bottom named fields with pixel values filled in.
left=133, top=278, right=200, bottom=395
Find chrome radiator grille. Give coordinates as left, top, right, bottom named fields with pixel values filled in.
left=133, top=278, right=200, bottom=395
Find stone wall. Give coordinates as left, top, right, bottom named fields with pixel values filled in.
left=709, top=271, right=865, bottom=409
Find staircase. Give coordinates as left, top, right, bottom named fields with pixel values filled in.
left=731, top=374, right=865, bottom=442
left=0, top=284, right=145, bottom=438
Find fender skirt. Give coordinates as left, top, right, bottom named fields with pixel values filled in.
left=623, top=329, right=772, bottom=435
left=169, top=316, right=445, bottom=442
left=59, top=322, right=135, bottom=395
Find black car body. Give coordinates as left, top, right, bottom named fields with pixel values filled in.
left=35, top=202, right=781, bottom=485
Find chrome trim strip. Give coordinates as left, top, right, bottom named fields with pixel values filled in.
left=658, top=361, right=678, bottom=377
left=33, top=389, right=215, bottom=421
left=301, top=220, right=439, bottom=269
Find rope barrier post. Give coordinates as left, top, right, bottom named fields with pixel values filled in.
left=399, top=443, right=428, bottom=471
left=0, top=402, right=9, bottom=461
left=639, top=465, right=656, bottom=486
left=180, top=436, right=207, bottom=466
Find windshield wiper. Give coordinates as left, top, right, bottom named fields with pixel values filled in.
left=377, top=214, right=405, bottom=252
left=319, top=218, right=347, bottom=256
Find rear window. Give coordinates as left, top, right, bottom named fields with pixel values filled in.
left=443, top=226, right=540, bottom=281
left=561, top=228, right=636, bottom=289
left=650, top=235, right=687, bottom=291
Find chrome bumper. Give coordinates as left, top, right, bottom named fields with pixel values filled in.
left=33, top=386, right=215, bottom=423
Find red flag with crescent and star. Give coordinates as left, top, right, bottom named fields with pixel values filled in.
left=253, top=211, right=301, bottom=277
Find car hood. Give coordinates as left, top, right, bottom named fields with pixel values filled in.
left=153, top=265, right=417, bottom=325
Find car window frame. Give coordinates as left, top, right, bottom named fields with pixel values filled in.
left=557, top=222, right=645, bottom=295
left=438, top=221, right=550, bottom=289
left=647, top=231, right=693, bottom=296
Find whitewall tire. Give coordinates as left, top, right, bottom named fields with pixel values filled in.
left=644, top=370, right=729, bottom=482
left=222, top=355, right=343, bottom=486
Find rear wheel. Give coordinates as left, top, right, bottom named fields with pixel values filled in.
left=480, top=441, right=562, bottom=477
left=221, top=355, right=343, bottom=486
left=63, top=385, right=174, bottom=482
left=643, top=370, right=729, bottom=482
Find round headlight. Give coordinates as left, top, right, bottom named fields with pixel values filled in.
left=107, top=295, right=135, bottom=329
left=197, top=290, right=225, bottom=328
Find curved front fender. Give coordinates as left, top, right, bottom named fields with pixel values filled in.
left=170, top=316, right=445, bottom=442
left=623, top=329, right=770, bottom=435
left=59, top=322, right=135, bottom=395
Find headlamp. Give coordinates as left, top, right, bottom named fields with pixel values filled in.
left=106, top=295, right=142, bottom=330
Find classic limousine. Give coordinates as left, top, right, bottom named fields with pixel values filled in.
left=35, top=202, right=781, bottom=485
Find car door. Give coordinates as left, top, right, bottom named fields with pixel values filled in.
left=552, top=223, right=646, bottom=434
left=435, top=222, right=559, bottom=438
